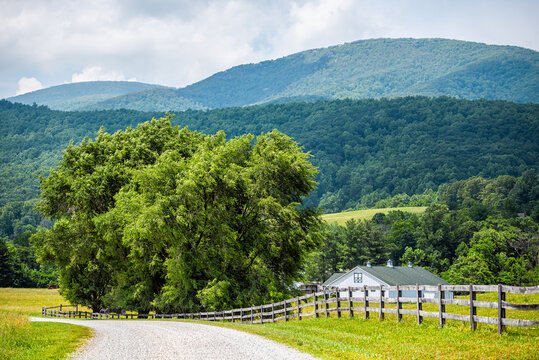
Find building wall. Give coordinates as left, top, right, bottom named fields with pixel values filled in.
left=327, top=268, right=385, bottom=297
left=327, top=268, right=453, bottom=299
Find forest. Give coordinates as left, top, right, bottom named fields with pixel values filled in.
left=1, top=97, right=538, bottom=212
left=0, top=96, right=537, bottom=298
left=305, top=172, right=538, bottom=286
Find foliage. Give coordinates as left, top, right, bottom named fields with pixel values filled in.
left=305, top=173, right=539, bottom=285
left=2, top=97, right=538, bottom=216
left=0, top=237, right=57, bottom=288
left=32, top=116, right=322, bottom=312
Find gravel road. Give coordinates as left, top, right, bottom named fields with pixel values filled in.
left=32, top=317, right=317, bottom=360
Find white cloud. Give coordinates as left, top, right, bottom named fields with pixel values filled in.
left=71, top=66, right=132, bottom=83
left=0, top=0, right=538, bottom=98
left=16, top=77, right=43, bottom=95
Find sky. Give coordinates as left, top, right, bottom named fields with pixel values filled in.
left=1, top=0, right=538, bottom=99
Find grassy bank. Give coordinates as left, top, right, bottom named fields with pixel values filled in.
left=322, top=207, right=427, bottom=225
left=0, top=288, right=92, bottom=360
left=211, top=315, right=538, bottom=360
left=203, top=292, right=539, bottom=360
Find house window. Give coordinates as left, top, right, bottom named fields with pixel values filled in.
left=354, top=272, right=362, bottom=283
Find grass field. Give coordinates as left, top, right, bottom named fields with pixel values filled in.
left=0, top=288, right=92, bottom=360
left=209, top=292, right=539, bottom=359
left=2, top=288, right=538, bottom=359
left=322, top=207, right=427, bottom=225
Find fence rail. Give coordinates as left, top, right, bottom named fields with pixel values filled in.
left=42, top=284, right=539, bottom=334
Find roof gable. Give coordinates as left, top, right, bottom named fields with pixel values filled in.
left=322, top=272, right=345, bottom=287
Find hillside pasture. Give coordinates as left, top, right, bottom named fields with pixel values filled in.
left=322, top=207, right=427, bottom=225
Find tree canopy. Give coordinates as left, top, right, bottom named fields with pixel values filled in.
left=32, top=116, right=322, bottom=312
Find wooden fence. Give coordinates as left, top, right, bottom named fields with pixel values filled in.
left=42, top=284, right=539, bottom=334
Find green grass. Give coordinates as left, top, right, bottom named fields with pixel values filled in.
left=322, top=207, right=427, bottom=225
left=2, top=288, right=537, bottom=359
left=0, top=288, right=92, bottom=360
left=200, top=292, right=539, bottom=360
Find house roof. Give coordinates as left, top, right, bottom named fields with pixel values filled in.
left=360, top=266, right=450, bottom=286
left=322, top=272, right=345, bottom=287
left=325, top=266, right=450, bottom=287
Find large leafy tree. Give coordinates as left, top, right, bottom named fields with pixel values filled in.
left=32, top=116, right=322, bottom=312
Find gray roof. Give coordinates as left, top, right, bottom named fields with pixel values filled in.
left=356, top=266, right=450, bottom=286
left=322, top=272, right=345, bottom=287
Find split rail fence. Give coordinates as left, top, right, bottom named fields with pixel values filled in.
left=43, top=284, right=539, bottom=334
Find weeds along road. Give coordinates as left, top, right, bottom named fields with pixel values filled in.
left=32, top=317, right=317, bottom=360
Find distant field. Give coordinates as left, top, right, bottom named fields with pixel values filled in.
left=322, top=207, right=427, bottom=225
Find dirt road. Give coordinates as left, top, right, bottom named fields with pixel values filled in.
left=32, top=317, right=317, bottom=359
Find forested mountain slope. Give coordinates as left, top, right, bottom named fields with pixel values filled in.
left=6, top=39, right=538, bottom=112
left=6, top=81, right=165, bottom=111
left=86, top=38, right=538, bottom=110
left=1, top=97, right=537, bottom=212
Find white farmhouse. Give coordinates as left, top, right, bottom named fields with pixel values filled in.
left=321, top=260, right=453, bottom=299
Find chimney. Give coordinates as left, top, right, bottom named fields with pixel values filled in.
left=366, top=261, right=372, bottom=268
left=387, top=259, right=393, bottom=268
left=408, top=262, right=413, bottom=268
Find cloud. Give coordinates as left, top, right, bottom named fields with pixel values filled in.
left=0, top=0, right=538, bottom=98
left=71, top=66, right=135, bottom=83
left=16, top=77, right=43, bottom=95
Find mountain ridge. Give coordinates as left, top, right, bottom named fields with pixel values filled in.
left=7, top=81, right=167, bottom=111
left=5, top=38, right=539, bottom=111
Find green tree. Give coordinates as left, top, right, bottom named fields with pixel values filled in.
left=33, top=117, right=322, bottom=312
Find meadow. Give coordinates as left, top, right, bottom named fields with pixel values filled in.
left=0, top=288, right=91, bottom=360
left=321, top=207, right=427, bottom=225
left=210, top=291, right=539, bottom=360
left=6, top=288, right=537, bottom=360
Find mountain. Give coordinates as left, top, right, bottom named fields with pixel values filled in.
left=79, top=88, right=207, bottom=112
left=6, top=39, right=537, bottom=112
left=85, top=38, right=539, bottom=110
left=1, top=97, right=537, bottom=212
left=6, top=81, right=166, bottom=111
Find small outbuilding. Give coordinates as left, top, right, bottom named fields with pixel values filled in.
left=322, top=260, right=453, bottom=299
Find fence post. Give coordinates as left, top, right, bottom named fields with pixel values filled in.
left=284, top=301, right=288, bottom=321
left=314, top=293, right=319, bottom=318
left=272, top=303, right=275, bottom=323
left=470, top=284, right=476, bottom=331
left=416, top=284, right=422, bottom=325
left=363, top=285, right=369, bottom=319
left=297, top=296, right=302, bottom=320
left=240, top=309, right=244, bottom=324
left=396, top=284, right=402, bottom=323
left=379, top=285, right=384, bottom=320
left=42, top=307, right=44, bottom=316
left=261, top=306, right=264, bottom=324
left=336, top=290, right=341, bottom=318
left=498, top=284, right=506, bottom=334
left=438, top=284, right=445, bottom=328
left=250, top=307, right=254, bottom=324
left=348, top=287, right=353, bottom=318
left=60, top=304, right=62, bottom=312
left=324, top=290, right=329, bottom=318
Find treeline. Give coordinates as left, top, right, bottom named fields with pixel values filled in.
left=305, top=171, right=539, bottom=286
left=173, top=97, right=538, bottom=212
left=0, top=100, right=162, bottom=206
left=2, top=97, right=538, bottom=213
